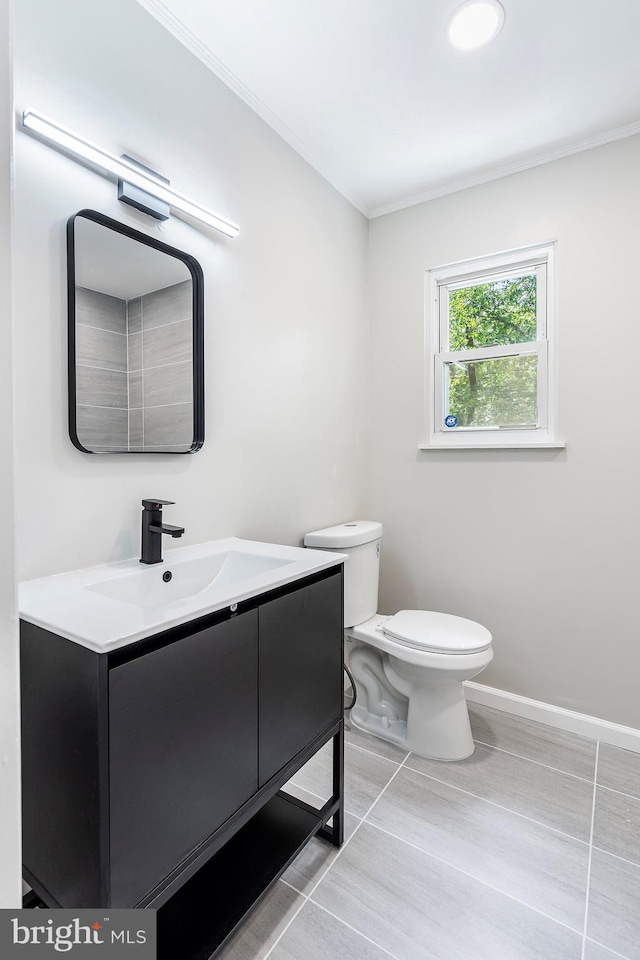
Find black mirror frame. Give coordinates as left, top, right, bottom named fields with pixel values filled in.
left=67, top=209, right=205, bottom=454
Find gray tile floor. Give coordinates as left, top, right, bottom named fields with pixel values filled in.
left=217, top=703, right=640, bottom=960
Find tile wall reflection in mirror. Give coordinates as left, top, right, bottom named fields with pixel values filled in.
left=69, top=211, right=203, bottom=454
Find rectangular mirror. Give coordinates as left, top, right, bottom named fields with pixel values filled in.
left=67, top=209, right=204, bottom=453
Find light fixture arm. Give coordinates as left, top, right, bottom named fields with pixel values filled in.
left=21, top=108, right=239, bottom=239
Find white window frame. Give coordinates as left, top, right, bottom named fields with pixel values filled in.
left=422, top=242, right=562, bottom=450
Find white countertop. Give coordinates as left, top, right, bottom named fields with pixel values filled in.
left=19, top=537, right=346, bottom=653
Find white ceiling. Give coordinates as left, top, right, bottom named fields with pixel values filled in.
left=76, top=217, right=190, bottom=299
left=137, top=0, right=640, bottom=217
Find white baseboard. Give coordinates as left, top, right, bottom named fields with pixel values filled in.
left=464, top=681, right=640, bottom=754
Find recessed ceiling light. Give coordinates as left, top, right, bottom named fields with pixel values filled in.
left=448, top=0, right=505, bottom=51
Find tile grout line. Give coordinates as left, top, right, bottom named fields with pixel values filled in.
left=126, top=299, right=130, bottom=451
left=284, top=784, right=336, bottom=805
left=140, top=315, right=192, bottom=333
left=590, top=844, right=640, bottom=871
left=359, top=817, right=585, bottom=937
left=140, top=298, right=144, bottom=450
left=348, top=727, right=597, bottom=788
left=581, top=740, right=599, bottom=960
left=129, top=358, right=192, bottom=373
left=283, top=782, right=365, bottom=823
left=344, top=735, right=410, bottom=766
left=347, top=729, right=594, bottom=787
left=261, top=756, right=409, bottom=960
left=77, top=323, right=128, bottom=336
left=135, top=400, right=192, bottom=410
left=279, top=877, right=305, bottom=894
left=402, top=760, right=591, bottom=846
left=76, top=402, right=130, bottom=411
left=342, top=735, right=407, bottom=769
left=472, top=738, right=596, bottom=784
left=76, top=361, right=129, bottom=374
left=593, top=782, right=640, bottom=804
left=287, top=739, right=404, bottom=814
left=308, top=899, right=403, bottom=960
left=584, top=936, right=633, bottom=960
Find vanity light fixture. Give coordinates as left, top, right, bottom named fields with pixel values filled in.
left=22, top=109, right=240, bottom=239
left=448, top=0, right=505, bottom=51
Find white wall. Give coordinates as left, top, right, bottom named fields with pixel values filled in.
left=13, top=0, right=369, bottom=582
left=0, top=0, right=21, bottom=909
left=368, top=136, right=640, bottom=728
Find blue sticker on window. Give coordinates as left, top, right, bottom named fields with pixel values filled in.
left=444, top=415, right=458, bottom=428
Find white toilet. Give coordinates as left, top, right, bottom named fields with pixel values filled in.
left=304, top=521, right=493, bottom=761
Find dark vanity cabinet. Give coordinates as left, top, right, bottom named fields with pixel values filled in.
left=21, top=565, right=344, bottom=958
left=109, top=611, right=259, bottom=907
left=259, top=573, right=344, bottom=785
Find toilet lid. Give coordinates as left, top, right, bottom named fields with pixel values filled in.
left=382, top=610, right=492, bottom=654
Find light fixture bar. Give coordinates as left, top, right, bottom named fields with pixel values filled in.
left=118, top=154, right=171, bottom=221
left=22, top=109, right=239, bottom=239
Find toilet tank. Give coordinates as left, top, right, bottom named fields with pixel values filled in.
left=304, top=521, right=383, bottom=628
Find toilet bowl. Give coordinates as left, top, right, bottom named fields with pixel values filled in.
left=304, top=522, right=493, bottom=761
left=346, top=612, right=492, bottom=760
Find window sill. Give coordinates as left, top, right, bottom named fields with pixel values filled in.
left=418, top=441, right=566, bottom=451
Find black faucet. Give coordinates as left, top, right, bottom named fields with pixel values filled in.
left=140, top=499, right=185, bottom=564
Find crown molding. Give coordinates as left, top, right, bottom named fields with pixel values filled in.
left=135, top=0, right=371, bottom=217
left=135, top=1, right=640, bottom=224
left=369, top=120, right=640, bottom=218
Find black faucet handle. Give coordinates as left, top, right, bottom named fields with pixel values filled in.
left=142, top=499, right=175, bottom=511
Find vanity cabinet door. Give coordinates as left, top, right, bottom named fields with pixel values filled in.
left=108, top=610, right=258, bottom=907
left=258, top=570, right=343, bottom=786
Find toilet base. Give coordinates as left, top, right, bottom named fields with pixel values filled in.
left=347, top=641, right=481, bottom=761
left=349, top=706, right=408, bottom=751
left=350, top=696, right=476, bottom=762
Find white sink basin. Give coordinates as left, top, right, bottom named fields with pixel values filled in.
left=19, top=537, right=346, bottom=653
left=86, top=550, right=295, bottom=609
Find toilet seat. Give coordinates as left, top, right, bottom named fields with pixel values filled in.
left=382, top=610, right=491, bottom=655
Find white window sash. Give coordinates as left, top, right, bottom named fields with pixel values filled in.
left=430, top=242, right=553, bottom=286
left=438, top=341, right=540, bottom=364
left=434, top=342, right=546, bottom=433
left=438, top=262, right=547, bottom=354
left=441, top=262, right=540, bottom=294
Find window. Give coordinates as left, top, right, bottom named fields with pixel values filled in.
left=423, top=242, right=560, bottom=448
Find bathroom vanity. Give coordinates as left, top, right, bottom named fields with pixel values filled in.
left=19, top=538, right=345, bottom=959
